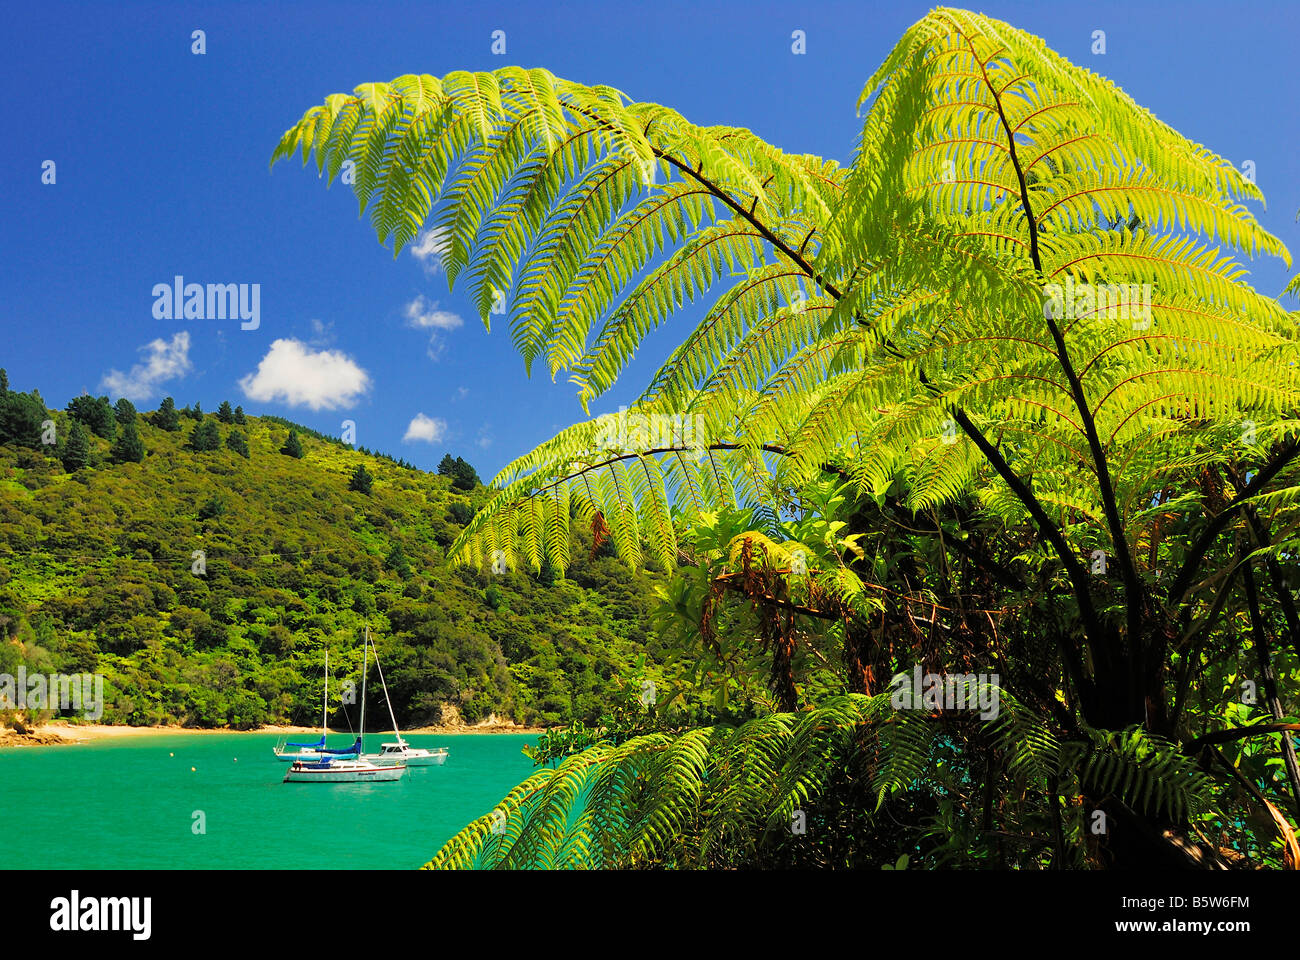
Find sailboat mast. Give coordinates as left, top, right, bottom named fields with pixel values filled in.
left=322, top=649, right=328, bottom=736
left=359, top=626, right=368, bottom=755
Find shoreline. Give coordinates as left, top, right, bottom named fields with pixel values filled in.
left=1, top=720, right=548, bottom=746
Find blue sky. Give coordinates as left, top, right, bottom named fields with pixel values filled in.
left=4, top=0, right=1297, bottom=480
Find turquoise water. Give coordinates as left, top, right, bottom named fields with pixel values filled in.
left=0, top=733, right=539, bottom=869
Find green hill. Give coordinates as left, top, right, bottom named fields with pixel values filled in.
left=0, top=375, right=667, bottom=729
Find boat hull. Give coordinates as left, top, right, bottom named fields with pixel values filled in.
left=406, top=752, right=448, bottom=766
left=273, top=749, right=324, bottom=763
left=365, top=748, right=449, bottom=767
left=283, top=762, right=406, bottom=783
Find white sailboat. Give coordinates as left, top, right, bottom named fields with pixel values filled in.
left=361, top=625, right=450, bottom=768
left=281, top=753, right=403, bottom=782
left=283, top=637, right=407, bottom=783
left=272, top=650, right=356, bottom=762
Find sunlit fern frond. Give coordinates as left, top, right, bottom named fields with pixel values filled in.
left=278, top=6, right=1295, bottom=580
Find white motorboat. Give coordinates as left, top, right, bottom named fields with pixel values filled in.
left=369, top=739, right=449, bottom=766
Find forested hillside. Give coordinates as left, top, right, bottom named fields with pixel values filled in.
left=0, top=371, right=667, bottom=729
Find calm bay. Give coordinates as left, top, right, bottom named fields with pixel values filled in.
left=0, top=733, right=538, bottom=869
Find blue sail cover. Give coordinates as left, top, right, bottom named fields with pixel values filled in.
left=318, top=737, right=362, bottom=756
left=286, top=735, right=327, bottom=748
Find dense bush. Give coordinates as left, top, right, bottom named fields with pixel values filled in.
left=0, top=380, right=671, bottom=729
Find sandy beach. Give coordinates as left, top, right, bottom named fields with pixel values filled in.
left=1, top=720, right=546, bottom=746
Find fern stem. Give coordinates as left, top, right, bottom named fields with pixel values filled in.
left=1230, top=465, right=1300, bottom=662
left=1185, top=722, right=1300, bottom=751
left=962, top=24, right=1144, bottom=670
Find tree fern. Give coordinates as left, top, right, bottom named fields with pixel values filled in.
left=279, top=6, right=1299, bottom=868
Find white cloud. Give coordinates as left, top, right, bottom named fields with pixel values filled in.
left=238, top=339, right=370, bottom=411
left=100, top=331, right=192, bottom=402
left=308, top=318, right=335, bottom=345
left=404, top=295, right=463, bottom=331
left=410, top=227, right=451, bottom=274
left=476, top=424, right=493, bottom=449
left=403, top=413, right=447, bottom=444
left=404, top=295, right=463, bottom=362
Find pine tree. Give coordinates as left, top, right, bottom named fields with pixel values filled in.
left=113, top=398, right=137, bottom=425
left=154, top=397, right=181, bottom=432
left=226, top=429, right=250, bottom=458
left=95, top=396, right=117, bottom=440
left=0, top=388, right=47, bottom=449
left=451, top=456, right=479, bottom=490
left=0, top=368, right=8, bottom=394
left=436, top=454, right=480, bottom=490
left=348, top=464, right=374, bottom=495
left=61, top=421, right=90, bottom=471
left=280, top=430, right=304, bottom=458
left=189, top=419, right=221, bottom=452
left=67, top=395, right=116, bottom=441
left=217, top=401, right=234, bottom=424
left=110, top=418, right=145, bottom=463
left=385, top=542, right=412, bottom=578
left=233, top=405, right=247, bottom=425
